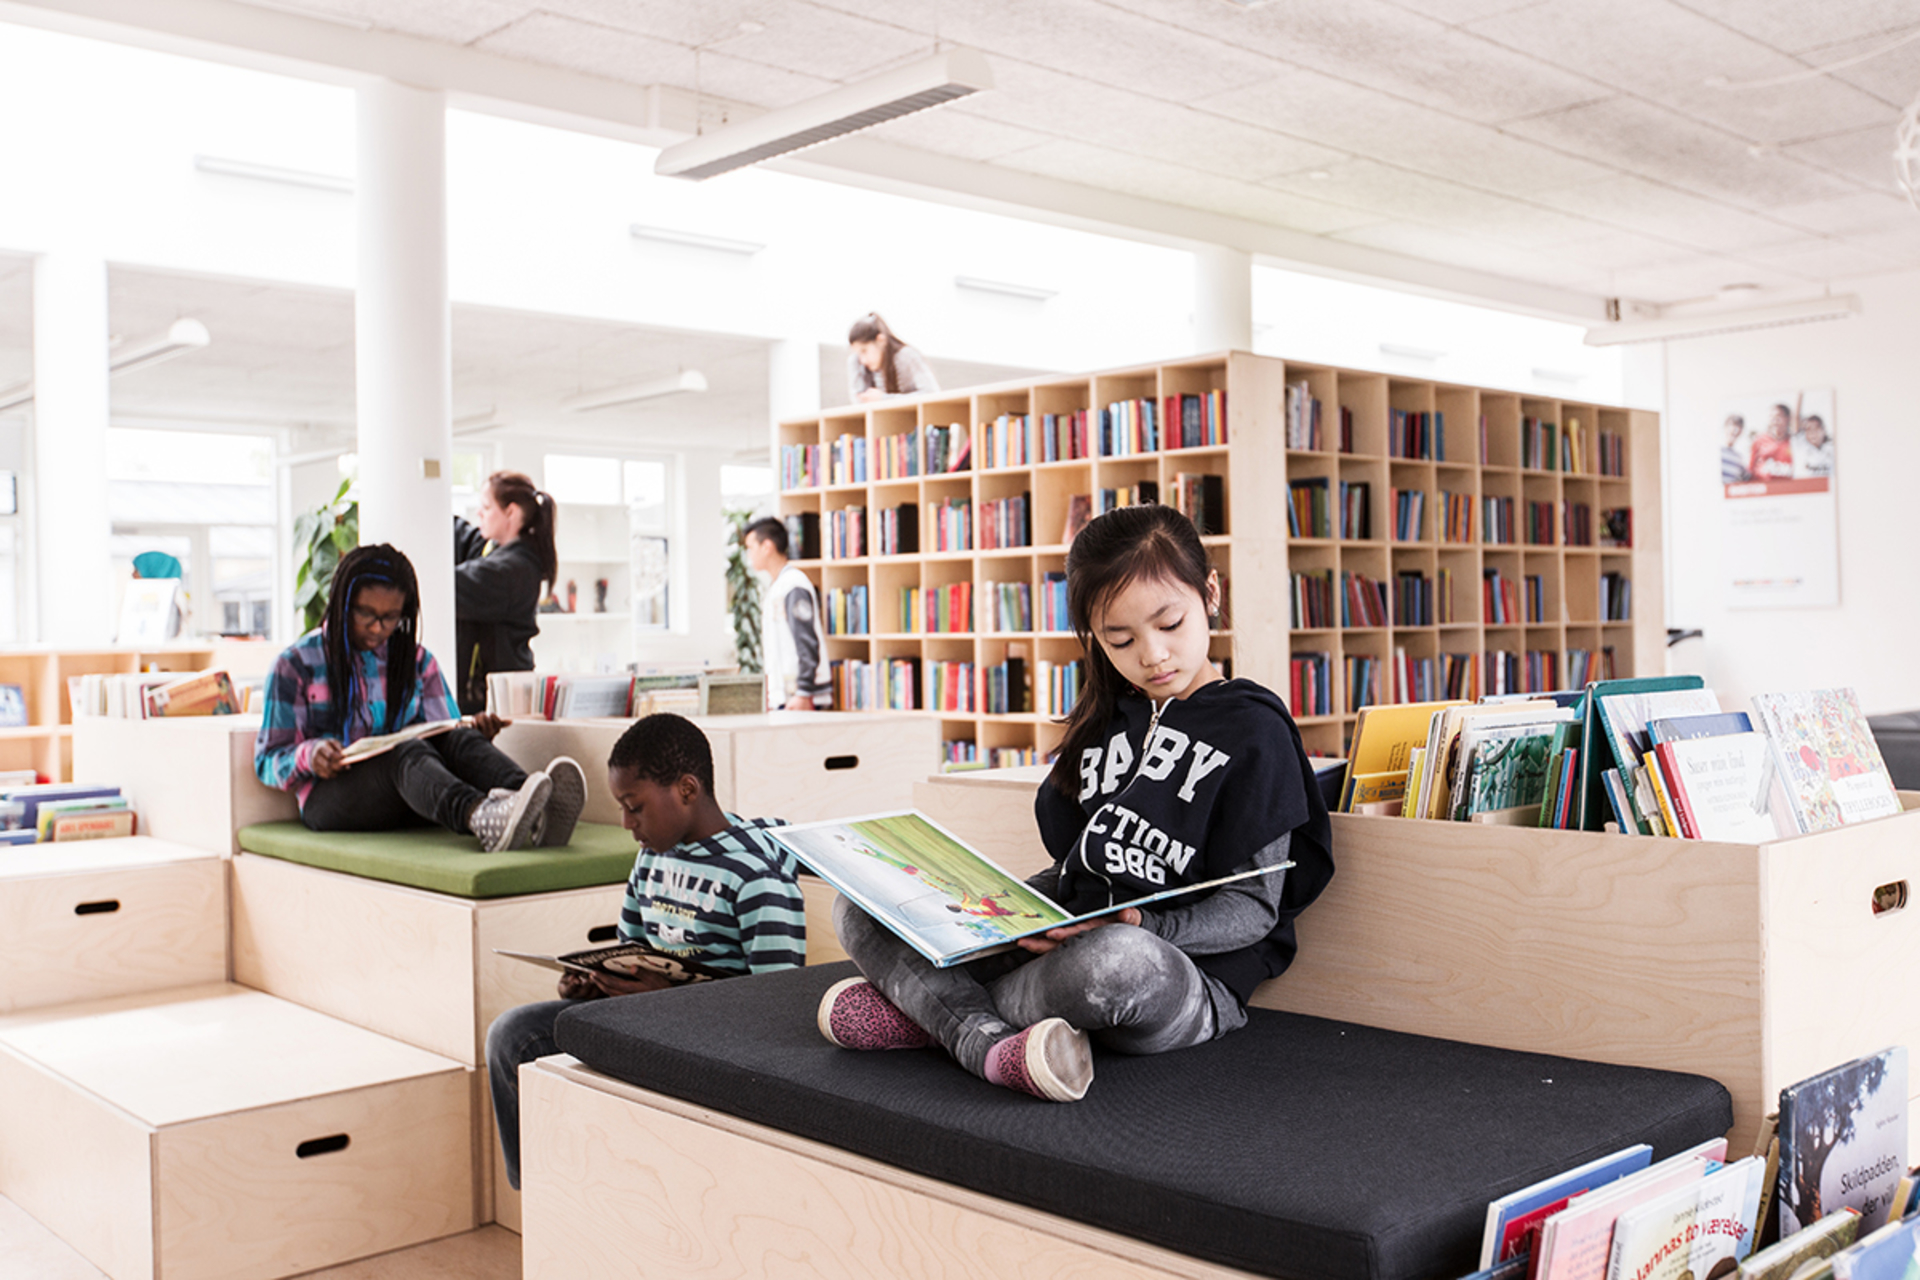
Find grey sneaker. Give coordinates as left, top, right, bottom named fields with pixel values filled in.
left=538, top=756, right=587, bottom=847
left=469, top=773, right=551, bottom=853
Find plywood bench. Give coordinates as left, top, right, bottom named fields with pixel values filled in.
left=0, top=983, right=474, bottom=1280
left=522, top=963, right=1733, bottom=1280
left=915, top=769, right=1920, bottom=1157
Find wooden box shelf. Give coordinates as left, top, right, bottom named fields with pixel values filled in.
left=779, top=352, right=1661, bottom=761
left=0, top=984, right=474, bottom=1280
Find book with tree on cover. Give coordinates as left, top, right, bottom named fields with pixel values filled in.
left=495, top=941, right=730, bottom=986
left=1749, top=688, right=1902, bottom=834
left=766, top=810, right=1292, bottom=969
left=1604, top=1155, right=1765, bottom=1280
left=338, top=717, right=472, bottom=764
left=1777, top=1047, right=1909, bottom=1239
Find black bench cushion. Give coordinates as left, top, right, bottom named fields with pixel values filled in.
left=556, top=962, right=1732, bottom=1280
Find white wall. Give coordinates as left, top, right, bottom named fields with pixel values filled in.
left=1661, top=268, right=1920, bottom=716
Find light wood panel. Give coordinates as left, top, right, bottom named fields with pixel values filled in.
left=910, top=770, right=1052, bottom=879
left=71, top=714, right=297, bottom=855
left=231, top=854, right=479, bottom=1064
left=522, top=1058, right=1263, bottom=1280
left=0, top=846, right=225, bottom=1013
left=472, top=885, right=629, bottom=1060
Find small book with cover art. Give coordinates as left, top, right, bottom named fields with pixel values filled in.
left=495, top=941, right=731, bottom=986
left=1777, top=1047, right=1908, bottom=1238
left=1749, top=688, right=1902, bottom=834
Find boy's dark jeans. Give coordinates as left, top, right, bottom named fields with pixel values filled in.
left=300, top=727, right=527, bottom=834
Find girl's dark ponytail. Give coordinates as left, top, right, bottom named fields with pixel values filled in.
left=848, top=312, right=908, bottom=395
left=1047, top=505, right=1217, bottom=794
left=487, top=471, right=559, bottom=586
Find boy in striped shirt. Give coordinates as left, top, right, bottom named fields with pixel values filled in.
left=485, top=713, right=807, bottom=1190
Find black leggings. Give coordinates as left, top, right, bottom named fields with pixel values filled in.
left=300, top=728, right=527, bottom=834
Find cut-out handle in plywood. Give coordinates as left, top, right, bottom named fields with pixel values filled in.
left=586, top=924, right=619, bottom=943
left=295, top=1134, right=351, bottom=1158
left=74, top=900, right=121, bottom=916
left=1872, top=880, right=1907, bottom=916
left=824, top=755, right=859, bottom=771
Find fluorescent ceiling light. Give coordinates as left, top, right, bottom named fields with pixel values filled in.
left=629, top=224, right=764, bottom=255
left=563, top=370, right=708, bottom=412
left=954, top=275, right=1058, bottom=301
left=655, top=48, right=994, bottom=181
left=195, top=155, right=353, bottom=194
left=1584, top=295, right=1862, bottom=345
left=1379, top=342, right=1445, bottom=361
left=0, top=318, right=211, bottom=410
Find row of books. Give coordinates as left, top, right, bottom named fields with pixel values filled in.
left=1388, top=408, right=1445, bottom=461
left=876, top=503, right=918, bottom=556
left=0, top=782, right=135, bottom=844
left=1098, top=392, right=1228, bottom=456
left=1466, top=1045, right=1913, bottom=1280
left=931, top=498, right=972, bottom=553
left=827, top=505, right=867, bottom=560
left=1095, top=483, right=1159, bottom=515
left=484, top=670, right=756, bottom=720
left=868, top=422, right=974, bottom=480
left=825, top=586, right=869, bottom=636
left=1340, top=678, right=1902, bottom=840
left=1392, top=487, right=1426, bottom=541
left=831, top=654, right=1038, bottom=715
left=1343, top=571, right=1389, bottom=629
left=1167, top=472, right=1227, bottom=537
left=829, top=433, right=866, bottom=486
left=977, top=492, right=1032, bottom=550
left=939, top=742, right=1042, bottom=771
left=783, top=512, right=820, bottom=561
left=1519, top=415, right=1587, bottom=473
left=974, top=411, right=1116, bottom=468
left=68, top=669, right=247, bottom=720
left=899, top=583, right=973, bottom=635
left=983, top=580, right=1033, bottom=633
left=828, top=658, right=918, bottom=712
left=1035, top=657, right=1084, bottom=717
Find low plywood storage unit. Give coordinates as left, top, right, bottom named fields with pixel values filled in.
left=0, top=983, right=474, bottom=1280
left=493, top=710, right=940, bottom=828
left=0, top=837, right=226, bottom=1015
left=916, top=769, right=1920, bottom=1157
left=71, top=712, right=298, bottom=855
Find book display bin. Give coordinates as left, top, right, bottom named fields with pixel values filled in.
left=778, top=351, right=1663, bottom=761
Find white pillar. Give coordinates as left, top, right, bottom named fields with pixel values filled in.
left=1192, top=245, right=1253, bottom=354
left=766, top=336, right=821, bottom=496
left=32, top=250, right=114, bottom=644
left=356, top=79, right=455, bottom=667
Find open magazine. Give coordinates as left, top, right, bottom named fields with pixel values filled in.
left=766, top=810, right=1293, bottom=969
left=339, top=717, right=471, bottom=765
left=494, top=941, right=730, bottom=986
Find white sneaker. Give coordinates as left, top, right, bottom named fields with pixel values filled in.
left=470, top=773, right=551, bottom=853
left=538, top=756, right=587, bottom=847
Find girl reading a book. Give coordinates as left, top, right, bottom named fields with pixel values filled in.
left=253, top=543, right=586, bottom=853
left=820, top=504, right=1334, bottom=1100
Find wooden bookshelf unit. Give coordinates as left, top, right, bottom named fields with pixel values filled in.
left=777, top=351, right=1662, bottom=762
left=0, top=646, right=219, bottom=782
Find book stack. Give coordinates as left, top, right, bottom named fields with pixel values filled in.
left=976, top=492, right=1032, bottom=549
left=1285, top=380, right=1322, bottom=450
left=1035, top=658, right=1083, bottom=717
left=1290, top=651, right=1331, bottom=717
left=875, top=503, right=918, bottom=555
left=1392, top=649, right=1437, bottom=704
left=1394, top=571, right=1433, bottom=627
left=984, top=581, right=1032, bottom=633
left=1291, top=569, right=1336, bottom=629
left=1601, top=573, right=1632, bottom=620
left=1345, top=652, right=1384, bottom=712
left=924, top=660, right=977, bottom=713
left=931, top=498, right=972, bottom=552
left=1170, top=472, right=1226, bottom=536
left=780, top=441, right=824, bottom=489
left=830, top=433, right=867, bottom=486
left=1039, top=410, right=1090, bottom=462
left=1564, top=501, right=1593, bottom=546
left=2, top=782, right=134, bottom=843
left=875, top=429, right=920, bottom=480
left=1338, top=404, right=1355, bottom=453
left=1040, top=571, right=1070, bottom=633
left=941, top=739, right=979, bottom=769
left=1341, top=571, right=1389, bottom=628
left=829, top=657, right=919, bottom=712
left=1525, top=499, right=1556, bottom=545
left=1484, top=495, right=1516, bottom=544
left=1288, top=477, right=1332, bottom=539
left=1440, top=490, right=1474, bottom=543
left=1392, top=487, right=1426, bottom=542
left=1163, top=391, right=1226, bottom=448
left=1523, top=574, right=1546, bottom=624
left=827, top=505, right=867, bottom=559
left=1096, top=482, right=1158, bottom=514
left=980, top=413, right=1031, bottom=469
left=825, top=586, right=869, bottom=636
left=1099, top=398, right=1160, bottom=455
left=1338, top=480, right=1372, bottom=539
left=1483, top=568, right=1521, bottom=625
left=1597, top=428, right=1625, bottom=476
left=69, top=671, right=244, bottom=720
left=981, top=652, right=1028, bottom=715
left=1388, top=408, right=1440, bottom=460
left=901, top=583, right=972, bottom=635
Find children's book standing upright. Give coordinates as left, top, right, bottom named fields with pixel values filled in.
left=1749, top=689, right=1902, bottom=833
left=1777, top=1047, right=1909, bottom=1238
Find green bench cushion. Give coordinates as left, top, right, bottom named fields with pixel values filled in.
left=236, top=821, right=637, bottom=898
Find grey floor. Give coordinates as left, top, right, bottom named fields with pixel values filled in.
left=0, top=1196, right=521, bottom=1280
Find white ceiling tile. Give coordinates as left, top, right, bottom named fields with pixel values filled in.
left=699, top=9, right=945, bottom=83
left=1501, top=96, right=1861, bottom=208
left=367, top=0, right=529, bottom=46
left=1199, top=69, right=1614, bottom=194
left=1835, top=219, right=1920, bottom=265
left=533, top=0, right=784, bottom=48
left=1727, top=235, right=1906, bottom=280
left=993, top=140, right=1389, bottom=234
left=1598, top=256, right=1806, bottom=301
left=1327, top=219, right=1588, bottom=282
left=1781, top=122, right=1907, bottom=190
left=1821, top=39, right=1920, bottom=108
left=1265, top=158, right=1607, bottom=247
left=1376, top=0, right=1553, bottom=23
left=1466, top=0, right=1898, bottom=145
left=1768, top=189, right=1915, bottom=235
left=872, top=108, right=1057, bottom=163
left=1542, top=227, right=1707, bottom=272
left=1663, top=0, right=1920, bottom=58
left=475, top=12, right=694, bottom=86
left=1530, top=176, right=1804, bottom=250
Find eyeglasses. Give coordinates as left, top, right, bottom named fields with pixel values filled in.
left=350, top=605, right=406, bottom=629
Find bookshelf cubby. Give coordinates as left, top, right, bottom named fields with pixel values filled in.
left=778, top=352, right=1662, bottom=763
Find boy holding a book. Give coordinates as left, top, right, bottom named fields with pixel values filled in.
left=485, top=712, right=808, bottom=1191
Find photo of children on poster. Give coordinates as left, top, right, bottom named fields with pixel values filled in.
left=1719, top=388, right=1838, bottom=609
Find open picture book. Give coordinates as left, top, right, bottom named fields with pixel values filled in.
left=765, top=810, right=1293, bottom=969
left=339, top=717, right=472, bottom=764
left=494, top=941, right=731, bottom=986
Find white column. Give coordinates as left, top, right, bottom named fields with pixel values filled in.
left=32, top=250, right=114, bottom=644
left=1192, top=245, right=1253, bottom=354
left=766, top=337, right=821, bottom=481
left=355, top=79, right=455, bottom=667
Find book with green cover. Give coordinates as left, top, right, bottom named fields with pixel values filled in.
left=1574, top=676, right=1706, bottom=831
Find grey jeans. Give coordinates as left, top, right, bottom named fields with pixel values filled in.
left=832, top=895, right=1218, bottom=1078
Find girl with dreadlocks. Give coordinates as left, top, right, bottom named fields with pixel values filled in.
left=253, top=543, right=586, bottom=853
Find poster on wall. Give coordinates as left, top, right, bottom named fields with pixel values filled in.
left=1718, top=387, right=1838, bottom=609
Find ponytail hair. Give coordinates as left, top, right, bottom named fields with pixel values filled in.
left=322, top=543, right=421, bottom=737
left=1046, top=504, right=1219, bottom=794
left=848, top=311, right=908, bottom=395
left=488, top=470, right=558, bottom=586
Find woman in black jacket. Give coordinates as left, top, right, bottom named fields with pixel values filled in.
left=453, top=471, right=557, bottom=714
